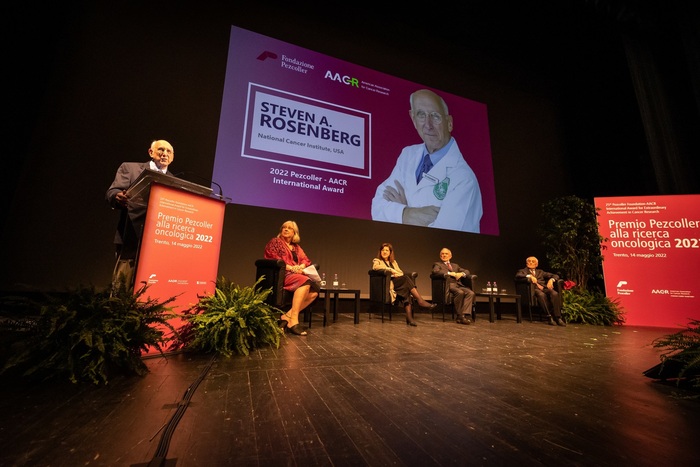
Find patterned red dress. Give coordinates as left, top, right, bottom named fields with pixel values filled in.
left=264, top=236, right=315, bottom=292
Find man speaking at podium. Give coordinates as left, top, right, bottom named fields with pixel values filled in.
left=106, top=139, right=175, bottom=290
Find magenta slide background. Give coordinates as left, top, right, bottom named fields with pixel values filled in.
left=213, top=26, right=498, bottom=235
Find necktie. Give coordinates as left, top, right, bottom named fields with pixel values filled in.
left=416, top=153, right=433, bottom=183
left=446, top=262, right=452, bottom=271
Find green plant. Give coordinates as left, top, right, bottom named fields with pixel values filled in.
left=539, top=195, right=605, bottom=290
left=539, top=195, right=624, bottom=326
left=561, top=288, right=625, bottom=326
left=1, top=282, right=179, bottom=385
left=175, top=276, right=285, bottom=357
left=648, top=319, right=700, bottom=390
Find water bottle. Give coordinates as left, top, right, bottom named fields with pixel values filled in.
left=486, top=281, right=492, bottom=294
left=493, top=281, right=498, bottom=294
left=332, top=273, right=339, bottom=289
left=320, top=273, right=326, bottom=288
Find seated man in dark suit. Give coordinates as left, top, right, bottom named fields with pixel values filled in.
left=515, top=256, right=565, bottom=326
left=432, top=248, right=475, bottom=325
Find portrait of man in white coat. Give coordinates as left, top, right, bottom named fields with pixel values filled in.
left=371, top=89, right=483, bottom=233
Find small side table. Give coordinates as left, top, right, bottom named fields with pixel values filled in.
left=317, top=288, right=361, bottom=325
left=474, top=293, right=522, bottom=323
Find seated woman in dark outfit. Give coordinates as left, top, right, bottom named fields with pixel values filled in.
left=371, top=242, right=435, bottom=326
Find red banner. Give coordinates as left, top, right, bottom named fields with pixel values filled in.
left=135, top=184, right=225, bottom=345
left=595, top=195, right=700, bottom=328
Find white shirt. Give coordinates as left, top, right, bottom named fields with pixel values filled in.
left=149, top=160, right=167, bottom=174
left=371, top=140, right=483, bottom=233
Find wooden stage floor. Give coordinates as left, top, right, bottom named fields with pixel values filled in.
left=1, top=309, right=698, bottom=466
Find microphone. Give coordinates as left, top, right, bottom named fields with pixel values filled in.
left=173, top=172, right=227, bottom=201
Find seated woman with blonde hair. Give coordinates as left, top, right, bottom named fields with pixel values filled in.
left=264, top=220, right=319, bottom=336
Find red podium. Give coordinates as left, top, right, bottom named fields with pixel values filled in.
left=125, top=171, right=226, bottom=344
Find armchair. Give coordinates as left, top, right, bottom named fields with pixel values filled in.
left=430, top=273, right=478, bottom=321
left=254, top=259, right=321, bottom=326
left=514, top=278, right=564, bottom=322
left=367, top=269, right=418, bottom=322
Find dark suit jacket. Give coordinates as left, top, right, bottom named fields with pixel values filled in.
left=432, top=261, right=472, bottom=300
left=105, top=161, right=173, bottom=258
left=514, top=267, right=559, bottom=287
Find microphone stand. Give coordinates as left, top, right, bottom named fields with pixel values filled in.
left=174, top=172, right=231, bottom=203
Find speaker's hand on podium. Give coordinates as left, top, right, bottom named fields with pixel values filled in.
left=115, top=190, right=129, bottom=208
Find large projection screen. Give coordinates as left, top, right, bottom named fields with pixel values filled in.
left=213, top=26, right=498, bottom=235
left=595, top=194, right=700, bottom=328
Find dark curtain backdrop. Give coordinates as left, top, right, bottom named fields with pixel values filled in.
left=3, top=1, right=698, bottom=297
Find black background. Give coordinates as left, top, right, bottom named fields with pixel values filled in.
left=3, top=1, right=698, bottom=295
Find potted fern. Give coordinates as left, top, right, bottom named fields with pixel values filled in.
left=0, top=282, right=179, bottom=385
left=175, top=276, right=285, bottom=357
left=539, top=195, right=625, bottom=325
left=559, top=280, right=625, bottom=325
left=643, top=319, right=700, bottom=390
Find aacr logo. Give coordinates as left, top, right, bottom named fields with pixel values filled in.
left=651, top=289, right=670, bottom=294
left=324, top=70, right=359, bottom=87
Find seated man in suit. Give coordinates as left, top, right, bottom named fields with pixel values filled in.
left=432, top=247, right=475, bottom=325
left=515, top=256, right=565, bottom=326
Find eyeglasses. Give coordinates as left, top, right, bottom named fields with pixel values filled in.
left=413, top=110, right=443, bottom=124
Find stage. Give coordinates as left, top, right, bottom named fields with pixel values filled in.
left=1, top=309, right=698, bottom=466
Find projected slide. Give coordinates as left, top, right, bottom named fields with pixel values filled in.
left=595, top=194, right=700, bottom=328
left=213, top=26, right=498, bottom=235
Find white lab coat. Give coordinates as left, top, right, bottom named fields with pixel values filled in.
left=371, top=140, right=483, bottom=233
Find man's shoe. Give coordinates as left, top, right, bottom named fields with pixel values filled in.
left=456, top=316, right=472, bottom=325
left=548, top=317, right=556, bottom=326
left=556, top=318, right=566, bottom=327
